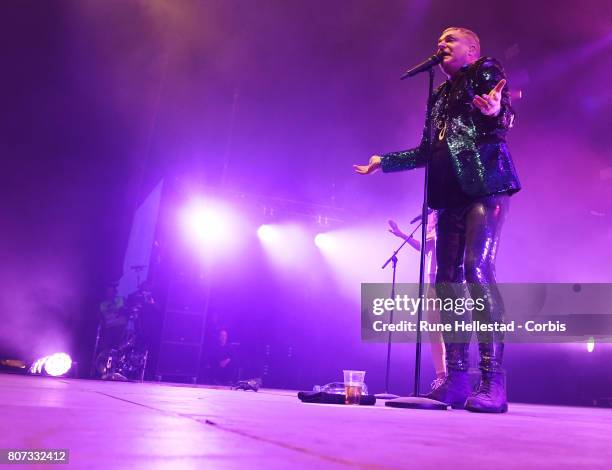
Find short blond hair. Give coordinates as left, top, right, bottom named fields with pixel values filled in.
left=442, top=27, right=481, bottom=57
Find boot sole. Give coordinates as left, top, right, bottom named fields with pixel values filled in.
left=464, top=403, right=508, bottom=413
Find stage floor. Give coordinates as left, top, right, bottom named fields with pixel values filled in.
left=1, top=374, right=611, bottom=469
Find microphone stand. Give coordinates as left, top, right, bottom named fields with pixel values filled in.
left=375, top=222, right=422, bottom=400
left=90, top=323, right=102, bottom=378
left=385, top=67, right=447, bottom=410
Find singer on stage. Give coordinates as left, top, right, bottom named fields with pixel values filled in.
left=354, top=27, right=521, bottom=413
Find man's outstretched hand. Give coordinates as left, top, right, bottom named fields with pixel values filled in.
left=473, top=78, right=506, bottom=116
left=353, top=155, right=382, bottom=175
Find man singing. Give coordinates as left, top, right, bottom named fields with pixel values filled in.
left=354, top=27, right=521, bottom=413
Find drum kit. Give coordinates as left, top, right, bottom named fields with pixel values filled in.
left=92, top=266, right=153, bottom=381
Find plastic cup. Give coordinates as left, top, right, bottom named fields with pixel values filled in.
left=343, top=370, right=366, bottom=405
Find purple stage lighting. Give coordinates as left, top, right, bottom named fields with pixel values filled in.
left=182, top=200, right=229, bottom=244
left=258, top=223, right=311, bottom=268
left=257, top=224, right=278, bottom=243
left=315, top=226, right=410, bottom=299
left=180, top=198, right=244, bottom=260
left=44, top=353, right=72, bottom=376
left=29, top=352, right=73, bottom=377
left=314, top=233, right=331, bottom=249
left=587, top=337, right=595, bottom=353
left=30, top=357, right=46, bottom=374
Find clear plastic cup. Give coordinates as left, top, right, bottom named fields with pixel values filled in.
left=343, top=370, right=366, bottom=405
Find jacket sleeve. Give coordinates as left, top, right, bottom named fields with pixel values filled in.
left=475, top=57, right=515, bottom=133
left=380, top=145, right=426, bottom=172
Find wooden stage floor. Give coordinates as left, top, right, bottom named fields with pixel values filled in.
left=1, top=374, right=611, bottom=469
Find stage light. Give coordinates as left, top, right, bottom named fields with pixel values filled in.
left=44, top=353, right=72, bottom=376
left=182, top=200, right=234, bottom=245
left=29, top=352, right=73, bottom=377
left=314, top=232, right=331, bottom=249
left=179, top=197, right=244, bottom=260
left=587, top=337, right=595, bottom=353
left=257, top=224, right=278, bottom=243
left=315, top=226, right=407, bottom=299
left=30, top=357, right=45, bottom=374
left=258, top=223, right=311, bottom=268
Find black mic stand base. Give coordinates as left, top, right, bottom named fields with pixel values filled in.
left=385, top=396, right=448, bottom=410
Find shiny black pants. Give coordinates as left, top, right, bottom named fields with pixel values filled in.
left=435, top=194, right=509, bottom=373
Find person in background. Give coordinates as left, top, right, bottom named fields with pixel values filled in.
left=388, top=212, right=446, bottom=391
left=209, top=329, right=235, bottom=385
left=98, top=283, right=126, bottom=352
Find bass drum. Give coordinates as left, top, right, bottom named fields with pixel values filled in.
left=95, top=349, right=127, bottom=381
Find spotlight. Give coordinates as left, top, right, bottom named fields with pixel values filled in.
left=45, top=353, right=73, bottom=376
left=30, top=357, right=46, bottom=374
left=29, top=352, right=73, bottom=377
left=257, top=224, right=278, bottom=243
left=179, top=197, right=243, bottom=259
left=587, top=337, right=595, bottom=353
left=314, top=232, right=332, bottom=249
left=258, top=223, right=311, bottom=268
left=182, top=201, right=231, bottom=244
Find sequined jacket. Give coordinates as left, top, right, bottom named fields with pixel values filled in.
left=380, top=57, right=521, bottom=198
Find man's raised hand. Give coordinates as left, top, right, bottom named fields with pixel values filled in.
left=388, top=219, right=408, bottom=240
left=473, top=78, right=506, bottom=116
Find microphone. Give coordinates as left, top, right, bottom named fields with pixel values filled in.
left=410, top=209, right=434, bottom=224
left=400, top=51, right=446, bottom=79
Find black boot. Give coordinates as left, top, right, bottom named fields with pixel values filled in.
left=465, top=342, right=508, bottom=413
left=424, top=343, right=472, bottom=409
left=464, top=371, right=507, bottom=413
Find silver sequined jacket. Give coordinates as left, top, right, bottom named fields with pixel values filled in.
left=380, top=57, right=521, bottom=198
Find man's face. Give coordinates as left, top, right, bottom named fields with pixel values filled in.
left=437, top=29, right=476, bottom=76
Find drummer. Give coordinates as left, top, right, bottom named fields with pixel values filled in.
left=99, top=283, right=126, bottom=351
